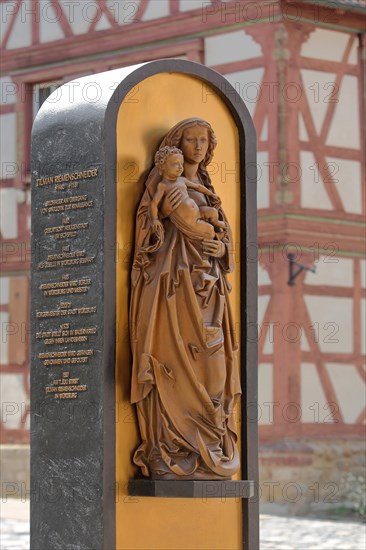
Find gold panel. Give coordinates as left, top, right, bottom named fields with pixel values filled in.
left=116, top=72, right=241, bottom=549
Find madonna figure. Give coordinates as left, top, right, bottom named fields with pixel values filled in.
left=130, top=118, right=241, bottom=480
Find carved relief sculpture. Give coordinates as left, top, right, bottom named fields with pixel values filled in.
left=130, top=118, right=241, bottom=480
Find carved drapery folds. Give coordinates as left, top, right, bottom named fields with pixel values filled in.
left=130, top=118, right=241, bottom=480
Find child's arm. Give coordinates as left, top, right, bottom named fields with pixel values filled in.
left=185, top=179, right=221, bottom=207
left=150, top=182, right=166, bottom=233
left=185, top=179, right=216, bottom=198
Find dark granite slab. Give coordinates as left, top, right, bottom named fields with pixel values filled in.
left=31, top=58, right=258, bottom=550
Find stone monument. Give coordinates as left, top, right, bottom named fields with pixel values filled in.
left=31, top=60, right=258, bottom=550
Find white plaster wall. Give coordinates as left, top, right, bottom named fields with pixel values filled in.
left=106, top=0, right=141, bottom=25
left=300, top=28, right=350, bottom=62
left=224, top=68, right=265, bottom=118
left=180, top=0, right=204, bottom=11
left=360, top=260, right=366, bottom=289
left=0, top=113, right=17, bottom=179
left=258, top=295, right=270, bottom=326
left=305, top=256, right=353, bottom=287
left=326, top=75, right=360, bottom=150
left=301, top=69, right=336, bottom=135
left=262, top=324, right=273, bottom=355
left=260, top=117, right=268, bottom=141
left=0, top=374, right=27, bottom=429
left=0, top=312, right=10, bottom=365
left=326, top=157, right=362, bottom=214
left=39, top=0, right=65, bottom=43
left=301, top=363, right=331, bottom=423
left=94, top=13, right=112, bottom=31
left=6, top=0, right=32, bottom=49
left=142, top=0, right=169, bottom=21
left=0, top=188, right=18, bottom=239
left=205, top=30, right=262, bottom=66
left=325, top=363, right=365, bottom=423
left=361, top=298, right=366, bottom=356
left=304, top=295, right=353, bottom=354
left=258, top=264, right=271, bottom=286
left=300, top=151, right=332, bottom=210
left=258, top=363, right=273, bottom=425
left=58, top=0, right=98, bottom=34
left=0, top=2, right=12, bottom=42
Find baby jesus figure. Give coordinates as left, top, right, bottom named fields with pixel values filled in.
left=148, top=145, right=225, bottom=247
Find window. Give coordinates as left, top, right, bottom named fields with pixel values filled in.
left=32, top=81, right=62, bottom=119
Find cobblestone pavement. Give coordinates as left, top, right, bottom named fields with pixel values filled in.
left=1, top=502, right=365, bottom=549
left=1, top=519, right=29, bottom=550
left=260, top=514, right=365, bottom=549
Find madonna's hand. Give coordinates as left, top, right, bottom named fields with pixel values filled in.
left=163, top=186, right=183, bottom=216
left=210, top=194, right=222, bottom=209
left=202, top=239, right=226, bottom=258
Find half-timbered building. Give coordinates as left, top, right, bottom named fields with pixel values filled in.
left=1, top=0, right=365, bottom=510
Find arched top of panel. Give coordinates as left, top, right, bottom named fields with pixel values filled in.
left=107, top=59, right=256, bottom=144
left=32, top=59, right=256, bottom=149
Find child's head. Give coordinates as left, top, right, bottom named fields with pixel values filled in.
left=155, top=146, right=184, bottom=178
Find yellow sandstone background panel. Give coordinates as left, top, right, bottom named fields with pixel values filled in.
left=116, top=72, right=241, bottom=549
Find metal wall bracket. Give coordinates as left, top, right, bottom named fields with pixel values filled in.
left=287, top=253, right=316, bottom=286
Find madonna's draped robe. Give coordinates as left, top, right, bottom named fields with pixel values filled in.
left=130, top=133, right=241, bottom=480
